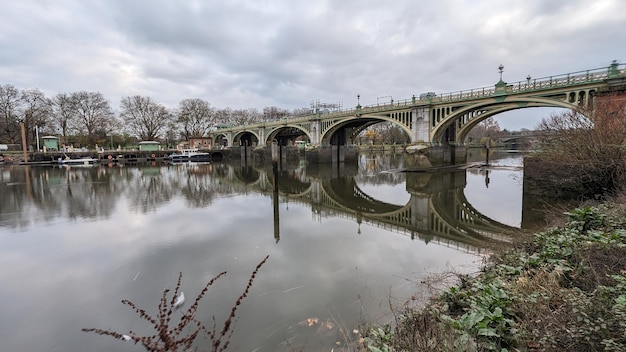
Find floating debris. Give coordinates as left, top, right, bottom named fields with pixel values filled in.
left=173, top=292, right=185, bottom=309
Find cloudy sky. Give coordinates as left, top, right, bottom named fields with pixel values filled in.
left=1, top=0, right=624, bottom=130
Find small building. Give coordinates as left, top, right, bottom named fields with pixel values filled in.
left=41, top=136, right=59, bottom=151
left=138, top=141, right=160, bottom=151
left=189, top=136, right=213, bottom=149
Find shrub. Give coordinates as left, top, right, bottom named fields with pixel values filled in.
left=531, top=93, right=626, bottom=198
left=82, top=255, right=269, bottom=352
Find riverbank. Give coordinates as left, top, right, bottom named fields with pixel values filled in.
left=363, top=200, right=626, bottom=351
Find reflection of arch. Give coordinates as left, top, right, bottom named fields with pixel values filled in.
left=323, top=177, right=404, bottom=214
left=268, top=169, right=312, bottom=195
left=233, top=166, right=260, bottom=184
left=318, top=175, right=518, bottom=247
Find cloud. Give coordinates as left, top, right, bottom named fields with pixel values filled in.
left=1, top=0, right=624, bottom=130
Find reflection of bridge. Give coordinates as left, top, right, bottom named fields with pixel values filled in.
left=212, top=62, right=626, bottom=148
left=2, top=160, right=520, bottom=252
left=217, top=165, right=520, bottom=253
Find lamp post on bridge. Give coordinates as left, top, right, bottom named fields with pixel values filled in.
left=495, top=64, right=507, bottom=95
left=527, top=75, right=532, bottom=89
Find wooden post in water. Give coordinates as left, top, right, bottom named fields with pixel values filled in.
left=20, top=121, right=28, bottom=164
left=485, top=137, right=491, bottom=165
left=271, top=141, right=280, bottom=242
left=271, top=141, right=279, bottom=165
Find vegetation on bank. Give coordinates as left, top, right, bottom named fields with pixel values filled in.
left=363, top=204, right=626, bottom=351
left=528, top=94, right=626, bottom=199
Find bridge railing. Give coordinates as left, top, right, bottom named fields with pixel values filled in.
left=216, top=63, right=625, bottom=131
left=432, top=63, right=625, bottom=103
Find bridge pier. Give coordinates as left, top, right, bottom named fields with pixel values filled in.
left=412, top=106, right=430, bottom=143
left=404, top=145, right=467, bottom=170
left=235, top=144, right=360, bottom=166
left=305, top=145, right=359, bottom=164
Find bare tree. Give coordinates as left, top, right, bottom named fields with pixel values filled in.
left=228, top=108, right=262, bottom=125
left=262, top=106, right=289, bottom=121
left=20, top=88, right=53, bottom=148
left=71, top=91, right=117, bottom=146
left=52, top=93, right=76, bottom=144
left=214, top=108, right=233, bottom=126
left=176, top=98, right=216, bottom=140
left=291, top=107, right=312, bottom=117
left=532, top=94, right=626, bottom=197
left=466, top=117, right=503, bottom=144
left=0, top=84, right=21, bottom=143
left=379, top=123, right=410, bottom=144
left=120, top=95, right=171, bottom=141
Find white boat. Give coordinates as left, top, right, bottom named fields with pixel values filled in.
left=57, top=156, right=99, bottom=165
left=166, top=148, right=211, bottom=162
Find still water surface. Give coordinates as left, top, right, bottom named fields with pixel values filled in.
left=0, top=151, right=534, bottom=351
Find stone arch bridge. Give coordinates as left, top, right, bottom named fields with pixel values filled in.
left=212, top=62, right=626, bottom=150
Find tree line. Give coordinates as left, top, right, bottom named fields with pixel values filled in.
left=0, top=84, right=303, bottom=149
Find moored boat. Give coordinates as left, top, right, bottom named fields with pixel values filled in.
left=57, top=156, right=98, bottom=165
left=166, top=148, right=211, bottom=162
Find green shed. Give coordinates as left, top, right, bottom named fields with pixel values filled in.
left=42, top=136, right=59, bottom=151
left=138, top=141, right=160, bottom=151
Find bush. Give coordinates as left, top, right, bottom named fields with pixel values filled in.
left=530, top=94, right=626, bottom=198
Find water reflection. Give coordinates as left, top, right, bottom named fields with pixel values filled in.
left=0, top=153, right=527, bottom=352
left=1, top=159, right=521, bottom=251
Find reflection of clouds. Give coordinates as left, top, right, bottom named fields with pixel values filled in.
left=358, top=183, right=411, bottom=205
left=465, top=168, right=523, bottom=228
left=0, top=189, right=477, bottom=352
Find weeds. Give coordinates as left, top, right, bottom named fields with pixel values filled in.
left=82, top=255, right=269, bottom=352
left=364, top=205, right=626, bottom=351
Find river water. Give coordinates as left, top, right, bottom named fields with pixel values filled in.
left=0, top=150, right=539, bottom=352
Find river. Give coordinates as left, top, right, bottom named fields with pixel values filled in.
left=0, top=150, right=540, bottom=351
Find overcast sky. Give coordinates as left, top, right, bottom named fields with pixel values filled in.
left=1, top=0, right=624, bottom=130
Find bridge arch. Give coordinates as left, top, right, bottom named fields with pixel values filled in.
left=213, top=133, right=229, bottom=147
left=320, top=116, right=412, bottom=145
left=265, top=125, right=311, bottom=146
left=431, top=94, right=593, bottom=144
left=232, top=130, right=260, bottom=147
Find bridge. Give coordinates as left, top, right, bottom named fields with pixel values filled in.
left=212, top=61, right=626, bottom=150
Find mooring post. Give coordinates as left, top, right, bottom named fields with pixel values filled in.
left=485, top=137, right=491, bottom=165
left=20, top=122, right=28, bottom=164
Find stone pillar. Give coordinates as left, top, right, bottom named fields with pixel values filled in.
left=225, top=132, right=233, bottom=147
left=258, top=127, right=266, bottom=146
left=310, top=120, right=320, bottom=146
left=412, top=106, right=430, bottom=143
